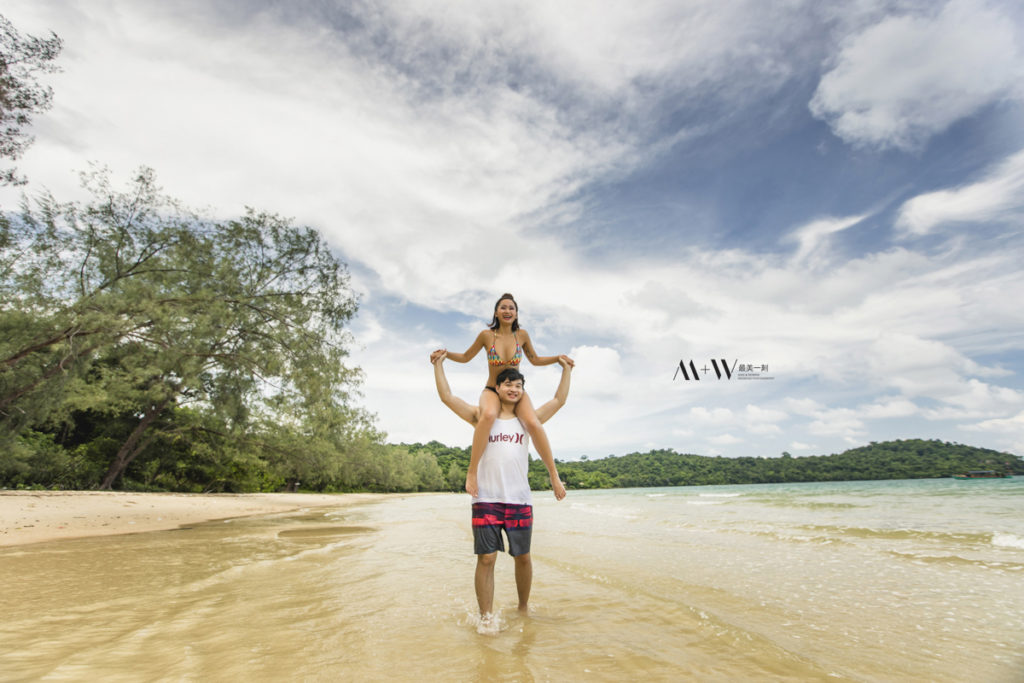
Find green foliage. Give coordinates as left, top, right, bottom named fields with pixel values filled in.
left=0, top=13, right=63, bottom=186
left=552, top=439, right=1023, bottom=489
left=401, top=440, right=470, bottom=492
left=1, top=167, right=446, bottom=492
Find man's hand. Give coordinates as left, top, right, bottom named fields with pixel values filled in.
left=551, top=477, right=566, bottom=501
left=465, top=471, right=479, bottom=497
left=558, top=354, right=575, bottom=368
left=430, top=349, right=447, bottom=364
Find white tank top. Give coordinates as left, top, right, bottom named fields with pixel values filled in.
left=472, top=417, right=532, bottom=505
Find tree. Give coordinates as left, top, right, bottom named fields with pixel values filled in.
left=0, top=13, right=63, bottom=186
left=2, top=167, right=371, bottom=489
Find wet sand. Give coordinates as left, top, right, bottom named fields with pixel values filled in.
left=0, top=490, right=385, bottom=546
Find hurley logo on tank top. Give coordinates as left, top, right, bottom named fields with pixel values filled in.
left=489, top=431, right=525, bottom=444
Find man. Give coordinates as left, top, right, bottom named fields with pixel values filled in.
left=430, top=351, right=571, bottom=619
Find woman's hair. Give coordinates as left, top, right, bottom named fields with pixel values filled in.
left=488, top=292, right=519, bottom=331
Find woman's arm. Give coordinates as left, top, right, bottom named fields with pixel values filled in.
left=431, top=351, right=479, bottom=425
left=439, top=330, right=487, bottom=364
left=534, top=357, right=573, bottom=424
left=520, top=329, right=574, bottom=367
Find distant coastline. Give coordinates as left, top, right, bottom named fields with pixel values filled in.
left=408, top=438, right=1023, bottom=491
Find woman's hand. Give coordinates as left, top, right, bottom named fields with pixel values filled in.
left=430, top=349, right=447, bottom=364
left=558, top=354, right=575, bottom=368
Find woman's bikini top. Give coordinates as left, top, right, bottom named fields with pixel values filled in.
left=487, top=330, right=523, bottom=367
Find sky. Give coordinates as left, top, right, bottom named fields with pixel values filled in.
left=3, top=0, right=1024, bottom=461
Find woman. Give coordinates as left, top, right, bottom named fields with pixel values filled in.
left=438, top=293, right=574, bottom=496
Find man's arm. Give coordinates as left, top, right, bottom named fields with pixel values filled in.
left=431, top=351, right=479, bottom=425
left=533, top=357, right=573, bottom=424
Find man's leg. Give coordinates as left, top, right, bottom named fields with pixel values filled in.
left=514, top=553, right=532, bottom=612
left=475, top=552, right=498, bottom=616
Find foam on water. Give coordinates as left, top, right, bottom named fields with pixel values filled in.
left=992, top=532, right=1024, bottom=549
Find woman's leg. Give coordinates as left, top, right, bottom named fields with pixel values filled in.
left=467, top=389, right=500, bottom=496
left=514, top=391, right=555, bottom=465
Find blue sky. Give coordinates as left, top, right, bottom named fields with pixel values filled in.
left=3, top=0, right=1024, bottom=460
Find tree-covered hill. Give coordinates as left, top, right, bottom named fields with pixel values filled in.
left=404, top=438, right=1023, bottom=492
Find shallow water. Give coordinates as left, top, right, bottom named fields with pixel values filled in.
left=1, top=478, right=1022, bottom=681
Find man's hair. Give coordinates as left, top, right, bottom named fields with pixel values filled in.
left=495, top=368, right=525, bottom=386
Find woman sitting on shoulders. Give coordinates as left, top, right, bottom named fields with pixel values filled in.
left=437, top=293, right=574, bottom=496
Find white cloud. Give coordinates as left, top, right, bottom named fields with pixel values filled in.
left=785, top=398, right=826, bottom=417
left=896, top=148, right=1024, bottom=235
left=808, top=408, right=866, bottom=442
left=810, top=0, right=1023, bottom=150
left=961, top=410, right=1024, bottom=453
left=787, top=214, right=867, bottom=267
left=742, top=405, right=787, bottom=435
left=920, top=379, right=1024, bottom=420
left=688, top=406, right=736, bottom=425
left=857, top=397, right=919, bottom=419
left=566, top=345, right=624, bottom=399
left=962, top=409, right=1024, bottom=434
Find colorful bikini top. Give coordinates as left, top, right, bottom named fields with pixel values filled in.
left=487, top=331, right=523, bottom=367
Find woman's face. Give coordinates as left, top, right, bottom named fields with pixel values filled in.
left=495, top=299, right=518, bottom=325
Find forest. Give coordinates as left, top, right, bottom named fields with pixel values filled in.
left=407, top=438, right=1023, bottom=492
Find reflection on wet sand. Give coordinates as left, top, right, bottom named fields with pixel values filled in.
left=277, top=525, right=377, bottom=539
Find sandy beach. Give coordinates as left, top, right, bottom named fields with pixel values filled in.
left=2, top=482, right=1022, bottom=680
left=0, top=490, right=384, bottom=547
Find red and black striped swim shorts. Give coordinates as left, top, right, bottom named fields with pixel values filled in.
left=471, top=502, right=533, bottom=556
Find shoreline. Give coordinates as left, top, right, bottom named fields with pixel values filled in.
left=0, top=490, right=387, bottom=547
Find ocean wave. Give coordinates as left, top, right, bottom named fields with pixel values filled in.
left=810, top=526, right=990, bottom=544
left=887, top=551, right=1024, bottom=571
left=569, top=502, right=638, bottom=520
left=699, top=493, right=742, bottom=498
left=992, top=533, right=1024, bottom=550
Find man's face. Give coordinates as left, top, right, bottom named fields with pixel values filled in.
left=497, top=378, right=523, bottom=404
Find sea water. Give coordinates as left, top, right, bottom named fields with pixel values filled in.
left=1, top=478, right=1022, bottom=681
